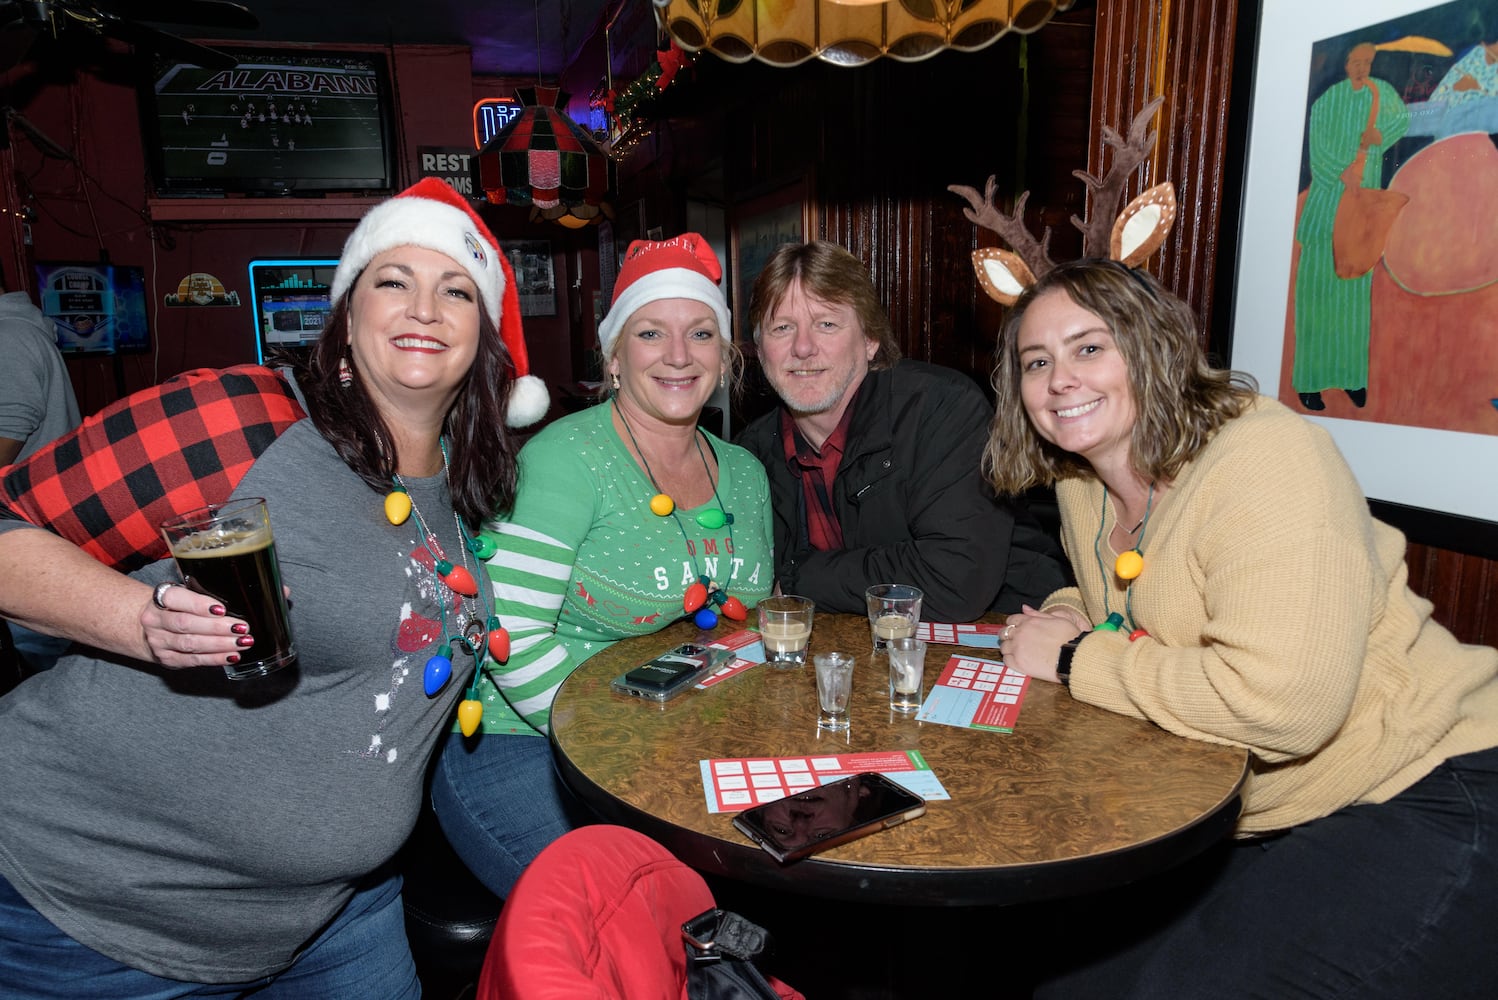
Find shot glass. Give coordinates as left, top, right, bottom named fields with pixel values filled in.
left=757, top=595, right=815, bottom=669
left=866, top=584, right=923, bottom=652
left=887, top=636, right=927, bottom=714
left=814, top=652, right=855, bottom=732
left=160, top=497, right=297, bottom=680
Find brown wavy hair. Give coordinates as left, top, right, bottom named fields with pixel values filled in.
left=747, top=241, right=901, bottom=370
left=286, top=292, right=520, bottom=527
left=982, top=259, right=1257, bottom=494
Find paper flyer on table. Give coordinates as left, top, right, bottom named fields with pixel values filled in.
left=694, top=628, right=766, bottom=688
left=699, top=749, right=949, bottom=813
left=915, top=621, right=1004, bottom=649
left=915, top=654, right=1029, bottom=733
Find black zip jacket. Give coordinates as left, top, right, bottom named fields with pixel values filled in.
left=737, top=361, right=1068, bottom=622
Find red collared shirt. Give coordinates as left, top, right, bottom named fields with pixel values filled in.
left=779, top=402, right=858, bottom=551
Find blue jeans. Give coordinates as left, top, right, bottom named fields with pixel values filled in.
left=8, top=624, right=70, bottom=674
left=431, top=731, right=595, bottom=898
left=0, top=869, right=418, bottom=1000
left=1034, top=746, right=1498, bottom=999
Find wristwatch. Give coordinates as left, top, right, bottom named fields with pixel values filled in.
left=1055, top=631, right=1088, bottom=687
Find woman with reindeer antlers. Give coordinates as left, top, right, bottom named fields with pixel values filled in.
left=955, top=99, right=1498, bottom=998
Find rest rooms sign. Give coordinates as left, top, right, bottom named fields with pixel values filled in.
left=417, top=146, right=480, bottom=202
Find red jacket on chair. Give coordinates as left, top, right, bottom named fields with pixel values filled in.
left=476, top=825, right=802, bottom=1000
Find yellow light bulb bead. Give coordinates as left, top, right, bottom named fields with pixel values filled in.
left=649, top=494, right=675, bottom=517
left=384, top=489, right=412, bottom=525
left=457, top=699, right=483, bottom=737
left=1115, top=549, right=1144, bottom=580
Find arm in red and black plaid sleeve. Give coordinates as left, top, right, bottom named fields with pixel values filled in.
left=0, top=365, right=307, bottom=573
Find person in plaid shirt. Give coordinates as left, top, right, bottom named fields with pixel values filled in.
left=0, top=179, right=545, bottom=997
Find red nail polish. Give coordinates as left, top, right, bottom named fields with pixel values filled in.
left=231, top=623, right=249, bottom=635
left=237, top=636, right=255, bottom=647
left=226, top=654, right=240, bottom=665
left=210, top=605, right=227, bottom=617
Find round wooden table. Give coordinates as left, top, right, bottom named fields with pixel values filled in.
left=549, top=614, right=1248, bottom=906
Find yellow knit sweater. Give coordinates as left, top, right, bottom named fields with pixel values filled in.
left=1045, top=396, right=1498, bottom=834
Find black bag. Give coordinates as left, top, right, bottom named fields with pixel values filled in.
left=682, top=908, right=784, bottom=1000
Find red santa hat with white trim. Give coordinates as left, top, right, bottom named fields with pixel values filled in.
left=331, top=177, right=549, bottom=428
left=597, top=232, right=731, bottom=355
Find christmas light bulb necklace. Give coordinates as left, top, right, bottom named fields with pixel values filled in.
left=385, top=439, right=509, bottom=736
left=1093, top=481, right=1155, bottom=632
left=615, top=401, right=747, bottom=628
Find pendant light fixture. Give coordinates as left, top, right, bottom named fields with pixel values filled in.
left=477, top=0, right=613, bottom=226
left=655, top=0, right=1077, bottom=67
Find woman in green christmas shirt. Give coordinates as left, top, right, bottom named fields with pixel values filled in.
left=433, top=234, right=774, bottom=898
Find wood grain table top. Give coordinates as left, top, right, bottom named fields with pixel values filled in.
left=549, top=614, right=1249, bottom=906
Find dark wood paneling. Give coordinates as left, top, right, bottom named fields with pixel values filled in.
left=632, top=0, right=1496, bottom=643
left=1406, top=543, right=1497, bottom=648
left=1088, top=0, right=1242, bottom=335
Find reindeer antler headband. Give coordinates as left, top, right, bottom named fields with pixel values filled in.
left=948, top=96, right=1178, bottom=307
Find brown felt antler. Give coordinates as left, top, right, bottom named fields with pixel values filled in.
left=950, top=96, right=1177, bottom=307
left=947, top=179, right=1056, bottom=284
left=1071, top=95, right=1166, bottom=257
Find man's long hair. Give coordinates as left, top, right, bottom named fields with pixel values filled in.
left=748, top=241, right=901, bottom=370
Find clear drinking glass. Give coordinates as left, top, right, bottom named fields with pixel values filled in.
left=757, top=595, right=815, bottom=669
left=814, top=652, right=855, bottom=732
left=865, top=584, right=923, bottom=652
left=887, top=637, right=927, bottom=713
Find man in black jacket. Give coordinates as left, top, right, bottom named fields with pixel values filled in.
left=736, top=241, right=1067, bottom=623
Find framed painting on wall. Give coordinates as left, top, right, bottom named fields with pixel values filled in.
left=1231, top=0, right=1498, bottom=546
left=503, top=241, right=556, bottom=317
left=729, top=175, right=818, bottom=343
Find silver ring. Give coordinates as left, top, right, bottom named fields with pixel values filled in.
left=152, top=581, right=181, bottom=610
left=1003, top=624, right=1016, bottom=639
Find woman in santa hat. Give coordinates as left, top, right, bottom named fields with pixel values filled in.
left=0, top=178, right=544, bottom=996
left=432, top=232, right=774, bottom=898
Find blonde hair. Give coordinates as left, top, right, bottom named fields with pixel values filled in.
left=596, top=326, right=745, bottom=401
left=983, top=260, right=1257, bottom=494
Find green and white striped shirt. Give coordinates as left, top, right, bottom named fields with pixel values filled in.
left=468, top=403, right=774, bottom=735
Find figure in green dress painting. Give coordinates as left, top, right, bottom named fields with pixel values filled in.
left=1292, top=42, right=1410, bottom=412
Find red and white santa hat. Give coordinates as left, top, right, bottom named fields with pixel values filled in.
left=331, top=177, right=549, bottom=427
left=598, top=232, right=731, bottom=355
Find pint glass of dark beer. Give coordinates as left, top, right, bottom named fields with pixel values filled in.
left=160, top=497, right=297, bottom=679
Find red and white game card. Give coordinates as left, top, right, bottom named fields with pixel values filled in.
left=915, top=621, right=1004, bottom=649
left=915, top=654, right=1029, bottom=732
left=694, top=628, right=767, bottom=688
left=699, top=749, right=949, bottom=813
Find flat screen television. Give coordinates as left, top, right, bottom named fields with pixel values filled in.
left=142, top=47, right=396, bottom=197
left=33, top=261, right=151, bottom=355
left=247, top=257, right=339, bottom=362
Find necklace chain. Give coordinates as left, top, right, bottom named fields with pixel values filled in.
left=395, top=445, right=491, bottom=642
left=385, top=439, right=510, bottom=727
left=615, top=402, right=736, bottom=604
left=1094, top=483, right=1155, bottom=631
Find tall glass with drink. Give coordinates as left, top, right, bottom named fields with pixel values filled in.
left=865, top=584, right=923, bottom=652
left=160, top=497, right=297, bottom=680
left=757, top=595, right=815, bottom=669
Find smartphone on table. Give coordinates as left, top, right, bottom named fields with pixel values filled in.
left=610, top=643, right=733, bottom=702
left=732, top=772, right=927, bottom=863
